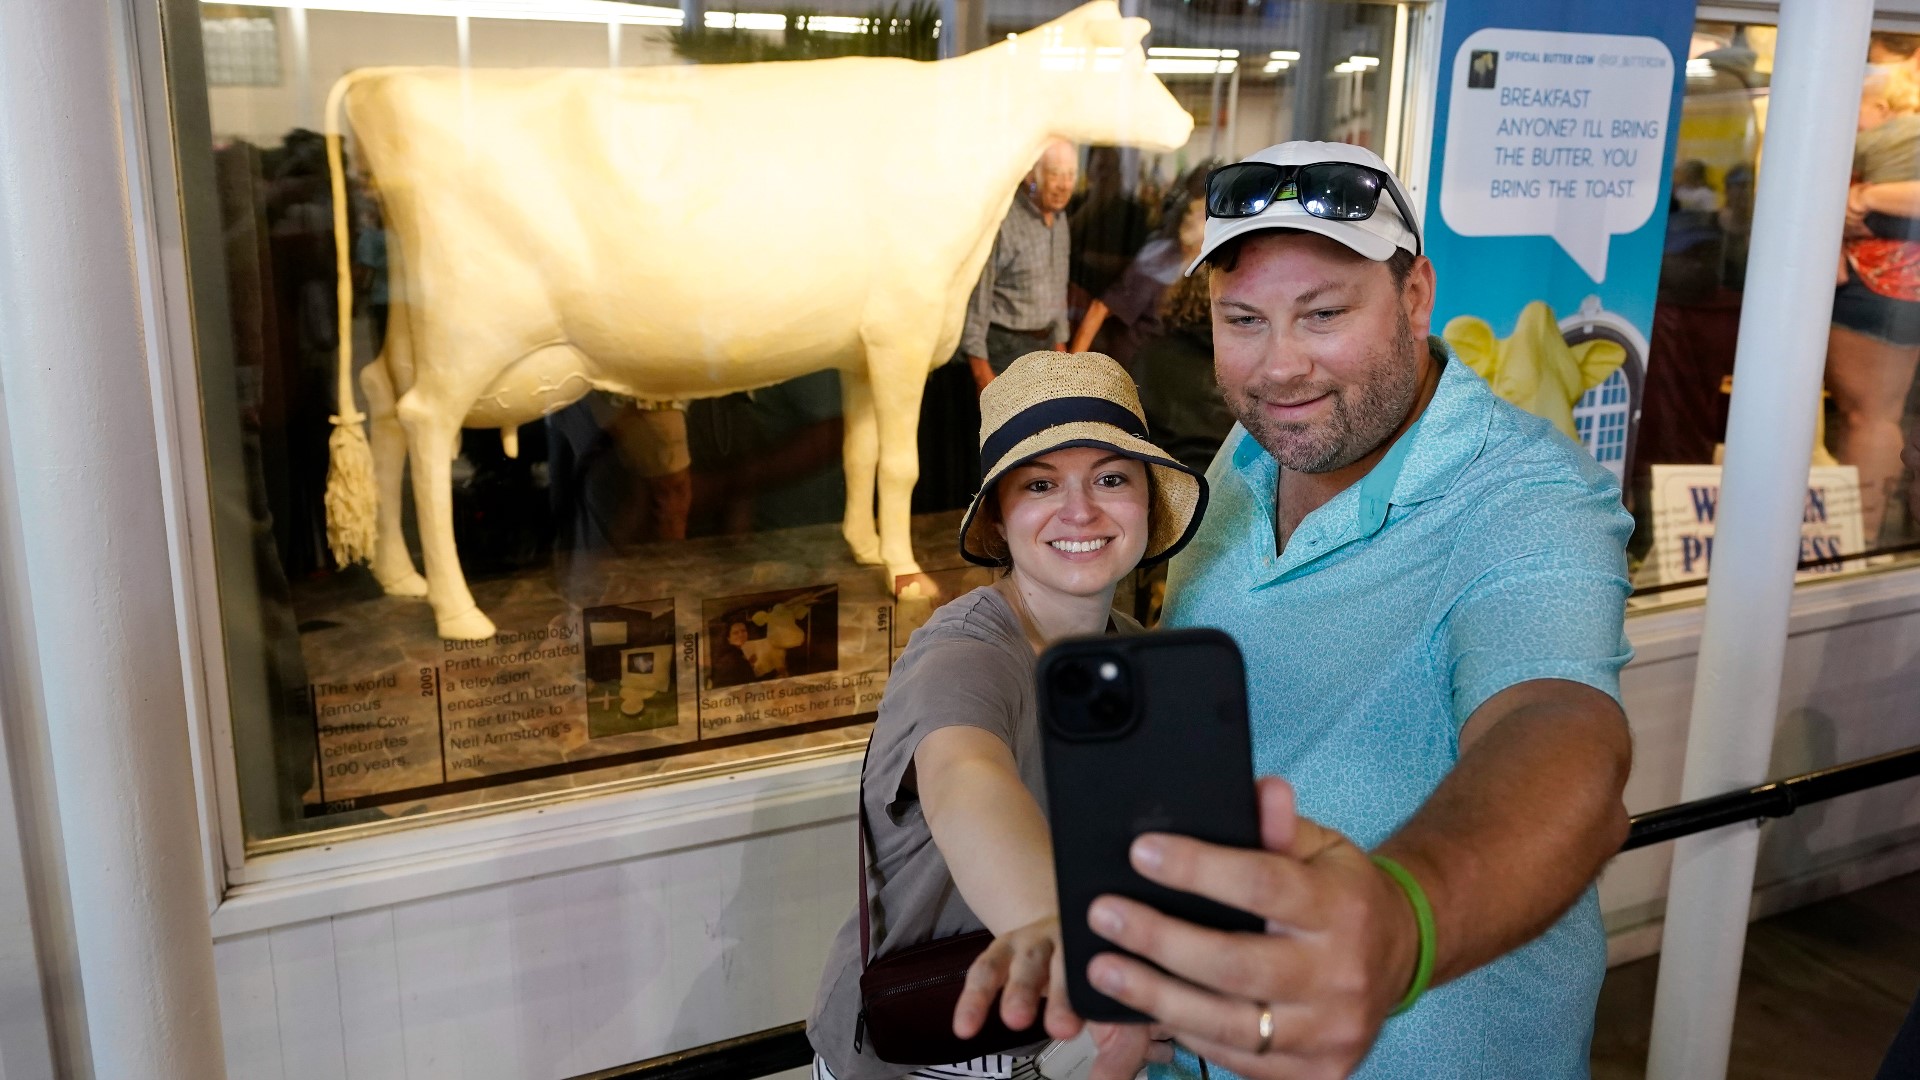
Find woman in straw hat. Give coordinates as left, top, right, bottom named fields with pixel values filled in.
left=808, top=352, right=1207, bottom=1080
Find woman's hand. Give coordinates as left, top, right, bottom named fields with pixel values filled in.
left=1847, top=183, right=1874, bottom=235
left=953, top=916, right=1081, bottom=1040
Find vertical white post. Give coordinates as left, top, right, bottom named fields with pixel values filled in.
left=1272, top=66, right=1290, bottom=143
left=1117, top=0, right=1141, bottom=192
left=1645, top=2, right=1873, bottom=1078
left=0, top=0, right=226, bottom=1077
left=1224, top=61, right=1242, bottom=162
left=1382, top=3, right=1409, bottom=170
left=939, top=0, right=959, bottom=58
left=1208, top=65, right=1226, bottom=160
left=289, top=3, right=312, bottom=129
left=608, top=20, right=622, bottom=68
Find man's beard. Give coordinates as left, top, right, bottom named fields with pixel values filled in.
left=1224, top=312, right=1423, bottom=475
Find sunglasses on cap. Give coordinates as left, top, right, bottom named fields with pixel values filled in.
left=1204, top=161, right=1421, bottom=256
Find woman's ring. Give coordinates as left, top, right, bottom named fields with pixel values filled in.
left=1253, top=1006, right=1274, bottom=1055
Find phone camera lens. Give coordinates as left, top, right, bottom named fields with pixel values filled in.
left=1046, top=653, right=1135, bottom=738
left=1090, top=690, right=1128, bottom=726
left=1052, top=662, right=1094, bottom=699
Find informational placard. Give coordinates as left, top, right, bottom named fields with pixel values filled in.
left=1648, top=465, right=1867, bottom=585
left=295, top=515, right=979, bottom=818
left=1424, top=0, right=1696, bottom=482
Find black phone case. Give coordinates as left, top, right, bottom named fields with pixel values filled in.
left=1038, top=627, right=1264, bottom=1023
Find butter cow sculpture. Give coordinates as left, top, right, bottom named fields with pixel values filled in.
left=321, top=1, right=1193, bottom=639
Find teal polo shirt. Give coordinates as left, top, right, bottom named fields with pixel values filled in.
left=1159, top=338, right=1633, bottom=1080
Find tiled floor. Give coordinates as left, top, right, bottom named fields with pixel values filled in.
left=1592, top=871, right=1920, bottom=1079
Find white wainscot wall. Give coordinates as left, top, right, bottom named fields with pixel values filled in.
left=213, top=570, right=1920, bottom=1079
left=1600, top=569, right=1920, bottom=961
left=216, top=813, right=853, bottom=1080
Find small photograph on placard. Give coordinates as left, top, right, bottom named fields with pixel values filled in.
left=1467, top=49, right=1498, bottom=89
left=702, top=585, right=839, bottom=691
left=892, top=566, right=998, bottom=658
left=582, top=598, right=678, bottom=738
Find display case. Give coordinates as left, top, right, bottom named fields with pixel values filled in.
left=181, top=0, right=1423, bottom=850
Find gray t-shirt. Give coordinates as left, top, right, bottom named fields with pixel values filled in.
left=807, top=586, right=1135, bottom=1079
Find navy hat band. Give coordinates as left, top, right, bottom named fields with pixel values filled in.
left=979, top=397, right=1148, bottom=476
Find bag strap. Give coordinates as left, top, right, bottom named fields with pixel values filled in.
left=856, top=735, right=876, bottom=967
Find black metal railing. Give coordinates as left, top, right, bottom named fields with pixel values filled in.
left=1621, top=744, right=1920, bottom=850
left=572, top=744, right=1920, bottom=1080
left=570, top=1023, right=812, bottom=1080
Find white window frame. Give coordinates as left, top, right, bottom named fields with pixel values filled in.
left=132, top=0, right=1920, bottom=939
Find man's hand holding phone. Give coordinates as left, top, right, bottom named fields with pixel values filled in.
left=1076, top=776, right=1420, bottom=1080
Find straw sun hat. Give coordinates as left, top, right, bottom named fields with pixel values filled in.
left=958, top=351, right=1208, bottom=568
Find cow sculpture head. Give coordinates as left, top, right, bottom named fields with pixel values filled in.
left=1008, top=1, right=1195, bottom=153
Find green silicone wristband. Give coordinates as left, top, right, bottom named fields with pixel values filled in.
left=1370, top=854, right=1435, bottom=1016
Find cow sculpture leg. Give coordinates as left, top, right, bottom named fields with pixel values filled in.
left=839, top=366, right=882, bottom=565
left=864, top=339, right=933, bottom=584
left=396, top=379, right=497, bottom=640
left=359, top=361, right=429, bottom=598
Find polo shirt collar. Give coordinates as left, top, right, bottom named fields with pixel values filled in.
left=1229, top=336, right=1492, bottom=583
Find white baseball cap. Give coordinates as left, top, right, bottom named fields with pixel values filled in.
left=1185, top=141, right=1421, bottom=276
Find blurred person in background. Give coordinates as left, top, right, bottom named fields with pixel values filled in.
left=1069, top=166, right=1212, bottom=371
left=1830, top=58, right=1920, bottom=538
left=1671, top=159, right=1720, bottom=213
left=1069, top=147, right=1154, bottom=313
left=1906, top=419, right=1920, bottom=532
left=1068, top=168, right=1233, bottom=474
left=964, top=140, right=1078, bottom=391
left=1868, top=31, right=1920, bottom=77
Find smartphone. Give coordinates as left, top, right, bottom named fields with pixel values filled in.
left=1038, top=628, right=1264, bottom=1023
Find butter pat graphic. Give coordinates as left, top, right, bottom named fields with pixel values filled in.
left=1443, top=300, right=1626, bottom=441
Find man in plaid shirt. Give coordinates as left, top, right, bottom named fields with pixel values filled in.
left=964, top=140, right=1077, bottom=391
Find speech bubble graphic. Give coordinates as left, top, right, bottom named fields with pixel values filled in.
left=1439, top=28, right=1676, bottom=283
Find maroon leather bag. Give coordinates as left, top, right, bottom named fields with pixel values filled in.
left=855, top=784, right=1045, bottom=1065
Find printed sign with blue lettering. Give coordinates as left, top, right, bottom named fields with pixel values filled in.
left=1423, top=2, right=1696, bottom=484
left=1649, top=465, right=1866, bottom=587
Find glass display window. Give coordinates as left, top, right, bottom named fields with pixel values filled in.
left=173, top=0, right=1427, bottom=849
left=1630, top=17, right=1920, bottom=607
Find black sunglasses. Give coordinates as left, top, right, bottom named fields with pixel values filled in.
left=1204, top=161, right=1421, bottom=256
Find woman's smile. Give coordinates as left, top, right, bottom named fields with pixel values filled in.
left=1047, top=536, right=1112, bottom=556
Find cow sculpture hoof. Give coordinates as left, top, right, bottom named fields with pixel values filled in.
left=886, top=560, right=925, bottom=595
left=437, top=607, right=498, bottom=641
left=376, top=570, right=431, bottom=598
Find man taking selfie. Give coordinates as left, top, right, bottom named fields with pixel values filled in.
left=1081, top=141, right=1635, bottom=1080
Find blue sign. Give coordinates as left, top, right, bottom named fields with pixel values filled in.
left=1422, top=0, right=1697, bottom=479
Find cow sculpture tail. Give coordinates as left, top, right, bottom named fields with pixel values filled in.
left=321, top=73, right=377, bottom=568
